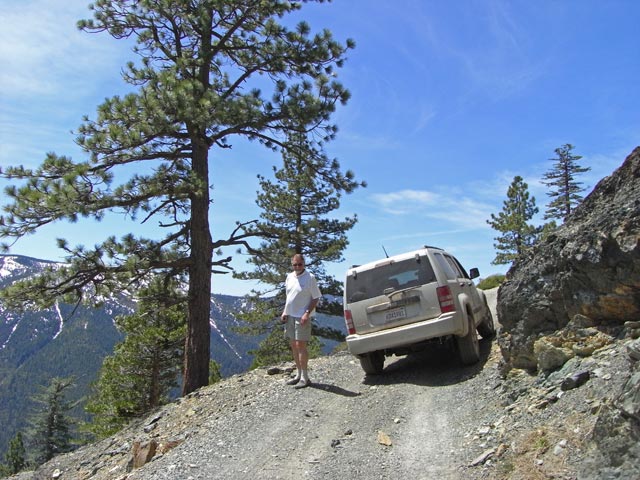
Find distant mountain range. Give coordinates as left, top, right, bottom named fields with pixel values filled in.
left=0, top=254, right=344, bottom=461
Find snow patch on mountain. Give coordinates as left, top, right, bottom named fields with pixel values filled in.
left=1, top=319, right=20, bottom=350
left=210, top=317, right=243, bottom=360
left=53, top=301, right=64, bottom=340
left=0, top=257, right=26, bottom=278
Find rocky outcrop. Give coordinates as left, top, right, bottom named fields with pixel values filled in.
left=496, top=147, right=640, bottom=479
left=497, top=146, right=640, bottom=371
left=578, top=337, right=640, bottom=480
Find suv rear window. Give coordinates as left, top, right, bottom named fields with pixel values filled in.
left=346, top=255, right=437, bottom=303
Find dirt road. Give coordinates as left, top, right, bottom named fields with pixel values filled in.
left=124, top=289, right=501, bottom=480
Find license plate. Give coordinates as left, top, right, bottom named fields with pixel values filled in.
left=385, top=307, right=406, bottom=322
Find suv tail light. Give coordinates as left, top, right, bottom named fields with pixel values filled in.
left=344, top=309, right=356, bottom=335
left=437, top=286, right=455, bottom=313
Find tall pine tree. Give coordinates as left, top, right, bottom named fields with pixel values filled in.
left=0, top=0, right=355, bottom=395
left=85, top=277, right=186, bottom=438
left=235, top=134, right=363, bottom=366
left=487, top=176, right=539, bottom=265
left=541, top=144, right=590, bottom=221
left=25, top=377, right=76, bottom=467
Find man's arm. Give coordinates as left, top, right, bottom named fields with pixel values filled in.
left=301, top=296, right=320, bottom=324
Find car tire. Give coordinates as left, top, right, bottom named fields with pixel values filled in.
left=477, top=302, right=496, bottom=340
left=359, top=351, right=384, bottom=375
left=457, top=313, right=480, bottom=365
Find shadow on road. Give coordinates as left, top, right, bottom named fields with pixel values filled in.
left=308, top=382, right=361, bottom=397
left=361, top=337, right=495, bottom=388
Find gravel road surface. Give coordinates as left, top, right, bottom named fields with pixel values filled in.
left=124, top=290, right=502, bottom=480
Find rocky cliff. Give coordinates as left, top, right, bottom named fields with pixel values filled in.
left=498, top=146, right=640, bottom=370
left=497, top=146, right=640, bottom=478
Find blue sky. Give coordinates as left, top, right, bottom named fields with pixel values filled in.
left=1, top=0, right=638, bottom=296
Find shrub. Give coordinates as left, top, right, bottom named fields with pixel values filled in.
left=477, top=274, right=506, bottom=290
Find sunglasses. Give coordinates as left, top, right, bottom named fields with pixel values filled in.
left=292, top=263, right=303, bottom=266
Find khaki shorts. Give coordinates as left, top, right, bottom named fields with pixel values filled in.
left=284, top=315, right=312, bottom=342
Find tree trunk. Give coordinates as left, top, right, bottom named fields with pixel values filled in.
left=182, top=140, right=213, bottom=395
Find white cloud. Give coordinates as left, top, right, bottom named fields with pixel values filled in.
left=0, top=0, right=125, bottom=98
left=371, top=189, right=439, bottom=214
left=0, top=0, right=134, bottom=167
left=370, top=187, right=494, bottom=231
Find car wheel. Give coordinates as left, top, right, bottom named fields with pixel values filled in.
left=359, top=351, right=384, bottom=375
left=457, top=313, right=480, bottom=365
left=477, top=302, right=496, bottom=340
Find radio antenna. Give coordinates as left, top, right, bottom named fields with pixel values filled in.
left=382, top=245, right=389, bottom=258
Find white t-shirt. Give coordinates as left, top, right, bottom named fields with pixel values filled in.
left=283, top=269, right=322, bottom=317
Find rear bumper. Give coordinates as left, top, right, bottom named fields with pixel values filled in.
left=346, top=312, right=463, bottom=356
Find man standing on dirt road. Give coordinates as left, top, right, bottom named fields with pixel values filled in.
left=281, top=253, right=321, bottom=389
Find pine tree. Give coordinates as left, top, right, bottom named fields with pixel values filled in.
left=234, top=133, right=363, bottom=363
left=541, top=144, right=590, bottom=221
left=25, top=377, right=76, bottom=466
left=85, top=277, right=186, bottom=438
left=0, top=1, right=354, bottom=395
left=208, top=360, right=223, bottom=385
left=248, top=329, right=293, bottom=368
left=539, top=219, right=559, bottom=242
left=0, top=432, right=26, bottom=476
left=487, top=176, right=540, bottom=265
left=239, top=135, right=362, bottom=302
left=248, top=329, right=323, bottom=369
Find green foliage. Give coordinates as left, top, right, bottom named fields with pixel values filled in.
left=238, top=132, right=363, bottom=295
left=331, top=341, right=349, bottom=354
left=249, top=329, right=293, bottom=368
left=235, top=131, right=362, bottom=359
left=84, top=277, right=186, bottom=438
left=542, top=144, right=590, bottom=221
left=477, top=274, right=505, bottom=290
left=487, top=176, right=540, bottom=265
left=539, top=220, right=559, bottom=242
left=25, top=377, right=77, bottom=467
left=249, top=329, right=322, bottom=369
left=0, top=432, right=26, bottom=476
left=0, top=0, right=355, bottom=395
left=208, top=360, right=222, bottom=385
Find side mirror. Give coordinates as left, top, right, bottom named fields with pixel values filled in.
left=469, top=267, right=480, bottom=279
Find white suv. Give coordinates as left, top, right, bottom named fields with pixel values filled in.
left=343, top=246, right=495, bottom=374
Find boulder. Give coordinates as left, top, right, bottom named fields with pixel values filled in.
left=497, top=147, right=640, bottom=370
left=534, top=337, right=575, bottom=372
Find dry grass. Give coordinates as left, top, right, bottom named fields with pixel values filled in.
left=494, top=415, right=593, bottom=480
